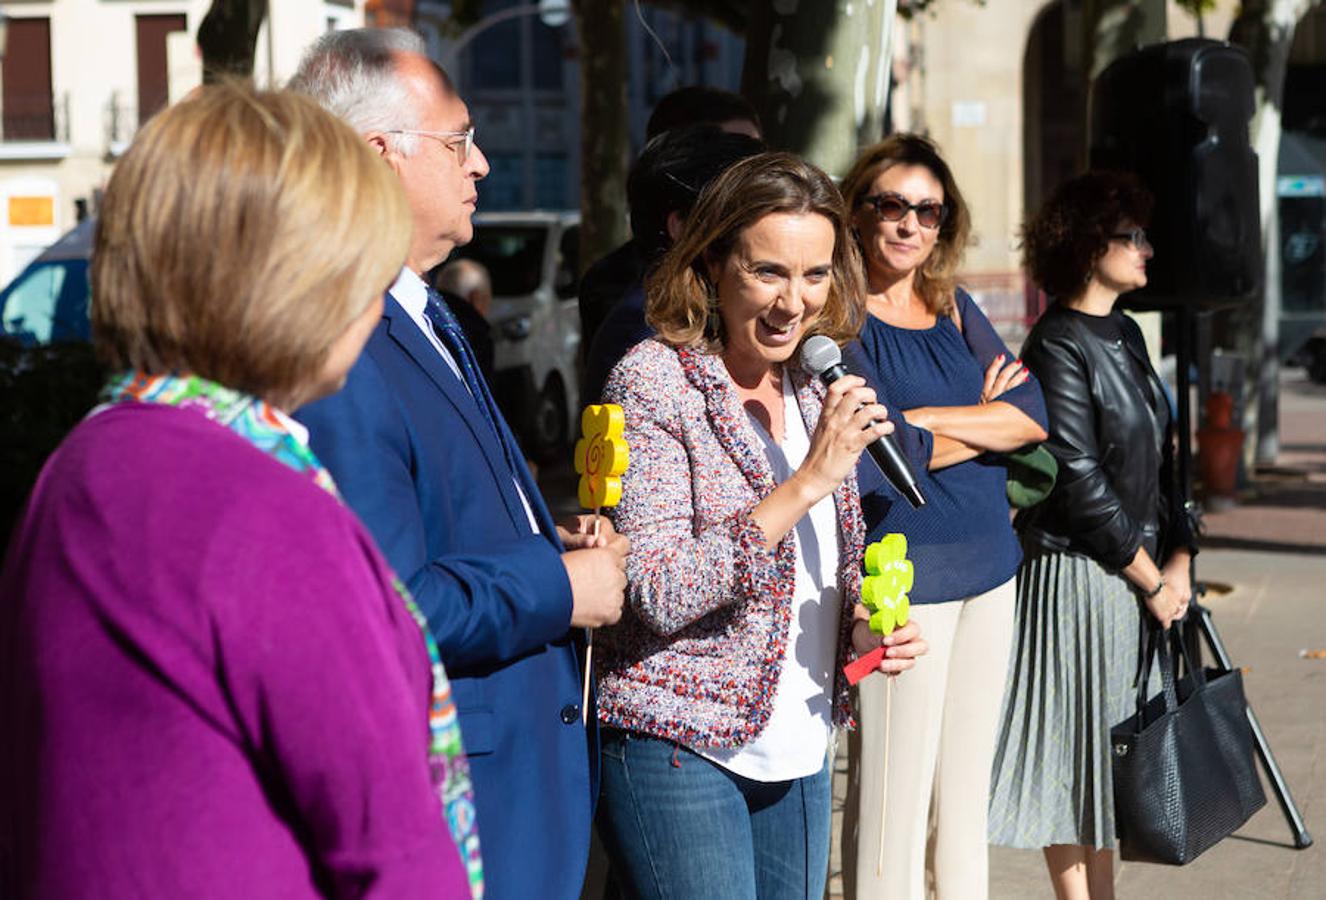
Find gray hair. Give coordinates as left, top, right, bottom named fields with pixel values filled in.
left=288, top=27, right=442, bottom=158
left=435, top=258, right=491, bottom=299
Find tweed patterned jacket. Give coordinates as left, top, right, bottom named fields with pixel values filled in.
left=597, top=338, right=867, bottom=750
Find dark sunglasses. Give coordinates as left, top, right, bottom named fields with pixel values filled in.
left=860, top=193, right=948, bottom=229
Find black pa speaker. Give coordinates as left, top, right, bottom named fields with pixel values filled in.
left=1090, top=39, right=1262, bottom=309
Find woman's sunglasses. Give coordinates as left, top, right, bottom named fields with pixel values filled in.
left=860, top=193, right=948, bottom=230
left=1111, top=227, right=1152, bottom=251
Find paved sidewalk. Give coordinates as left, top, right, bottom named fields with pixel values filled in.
left=559, top=371, right=1326, bottom=899
left=988, top=369, right=1326, bottom=899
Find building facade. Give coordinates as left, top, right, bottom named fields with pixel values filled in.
left=419, top=0, right=744, bottom=212
left=0, top=0, right=363, bottom=284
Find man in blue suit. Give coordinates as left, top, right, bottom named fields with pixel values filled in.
left=290, top=29, right=627, bottom=899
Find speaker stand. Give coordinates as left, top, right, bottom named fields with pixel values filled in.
left=1173, top=304, right=1313, bottom=850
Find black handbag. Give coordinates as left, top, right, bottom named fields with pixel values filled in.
left=1110, top=619, right=1266, bottom=865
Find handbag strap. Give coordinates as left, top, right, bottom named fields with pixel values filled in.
left=1135, top=620, right=1181, bottom=726
left=1170, top=618, right=1208, bottom=689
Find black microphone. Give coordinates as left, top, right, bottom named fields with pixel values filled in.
left=800, top=335, right=926, bottom=509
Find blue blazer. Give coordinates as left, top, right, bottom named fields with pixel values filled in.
left=297, top=293, right=594, bottom=899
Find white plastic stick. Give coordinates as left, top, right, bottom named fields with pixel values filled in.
left=582, top=506, right=601, bottom=726
left=581, top=640, right=593, bottom=726
left=877, top=675, right=894, bottom=877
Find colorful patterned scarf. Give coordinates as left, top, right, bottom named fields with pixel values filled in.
left=101, top=372, right=484, bottom=897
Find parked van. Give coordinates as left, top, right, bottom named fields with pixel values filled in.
left=449, top=211, right=581, bottom=459
left=0, top=213, right=586, bottom=457
left=0, top=218, right=94, bottom=349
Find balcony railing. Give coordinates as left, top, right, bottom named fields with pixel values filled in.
left=1, top=92, right=70, bottom=144
left=105, top=93, right=139, bottom=155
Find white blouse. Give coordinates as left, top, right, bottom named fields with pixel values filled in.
left=699, top=369, right=842, bottom=782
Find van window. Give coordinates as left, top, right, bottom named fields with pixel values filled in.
left=0, top=260, right=92, bottom=346
left=454, top=227, right=547, bottom=296
left=555, top=225, right=580, bottom=299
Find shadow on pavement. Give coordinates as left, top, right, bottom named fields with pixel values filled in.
left=1224, top=833, right=1305, bottom=851
left=1198, top=535, right=1326, bottom=556
left=1232, top=484, right=1326, bottom=511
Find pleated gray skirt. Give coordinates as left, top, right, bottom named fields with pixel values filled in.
left=987, top=549, right=1147, bottom=850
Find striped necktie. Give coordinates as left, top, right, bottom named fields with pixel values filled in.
left=423, top=287, right=512, bottom=465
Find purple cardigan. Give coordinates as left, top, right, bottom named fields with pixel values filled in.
left=0, top=404, right=467, bottom=898
left=597, top=340, right=866, bottom=750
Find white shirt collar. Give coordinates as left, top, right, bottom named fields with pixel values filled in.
left=389, top=266, right=429, bottom=319
left=382, top=266, right=541, bottom=535
left=387, top=265, right=463, bottom=380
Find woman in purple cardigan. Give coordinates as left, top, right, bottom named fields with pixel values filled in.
left=595, top=153, right=927, bottom=899
left=0, top=85, right=476, bottom=898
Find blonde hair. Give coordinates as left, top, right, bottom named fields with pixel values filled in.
left=92, top=81, right=409, bottom=405
left=646, top=152, right=864, bottom=352
left=839, top=134, right=971, bottom=318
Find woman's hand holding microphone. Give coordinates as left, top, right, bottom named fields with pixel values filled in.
left=797, top=375, right=928, bottom=673
left=753, top=375, right=893, bottom=552
left=791, top=375, right=893, bottom=503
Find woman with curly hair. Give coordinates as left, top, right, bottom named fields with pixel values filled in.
left=838, top=135, right=1047, bottom=900
left=988, top=171, right=1197, bottom=900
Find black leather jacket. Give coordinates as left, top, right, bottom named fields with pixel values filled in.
left=1015, top=304, right=1196, bottom=570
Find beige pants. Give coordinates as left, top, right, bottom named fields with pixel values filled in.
left=843, top=578, right=1016, bottom=900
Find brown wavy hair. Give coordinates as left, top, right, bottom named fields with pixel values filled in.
left=1022, top=170, right=1153, bottom=300
left=839, top=134, right=971, bottom=318
left=646, top=151, right=864, bottom=352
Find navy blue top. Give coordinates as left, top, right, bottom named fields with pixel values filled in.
left=847, top=289, right=1048, bottom=605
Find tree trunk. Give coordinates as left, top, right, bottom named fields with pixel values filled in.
left=1084, top=0, right=1166, bottom=85
left=197, top=0, right=268, bottom=82
left=571, top=0, right=629, bottom=275
left=741, top=0, right=898, bottom=178
left=1227, top=0, right=1320, bottom=465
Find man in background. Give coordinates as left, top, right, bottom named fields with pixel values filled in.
left=581, top=123, right=763, bottom=403
left=435, top=257, right=495, bottom=381
left=437, top=257, right=493, bottom=319
left=577, top=86, right=762, bottom=353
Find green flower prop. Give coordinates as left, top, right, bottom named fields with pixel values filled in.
left=844, top=533, right=914, bottom=686
left=861, top=533, right=912, bottom=636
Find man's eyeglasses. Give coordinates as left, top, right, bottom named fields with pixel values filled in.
left=1111, top=227, right=1152, bottom=251
left=860, top=193, right=948, bottom=229
left=386, top=127, right=476, bottom=164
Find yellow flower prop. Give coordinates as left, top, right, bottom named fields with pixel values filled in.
left=574, top=404, right=629, bottom=511
left=572, top=404, right=630, bottom=726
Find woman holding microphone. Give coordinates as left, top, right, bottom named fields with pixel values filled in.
left=594, top=152, right=927, bottom=899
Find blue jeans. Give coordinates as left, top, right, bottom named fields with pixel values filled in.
left=597, top=729, right=832, bottom=900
